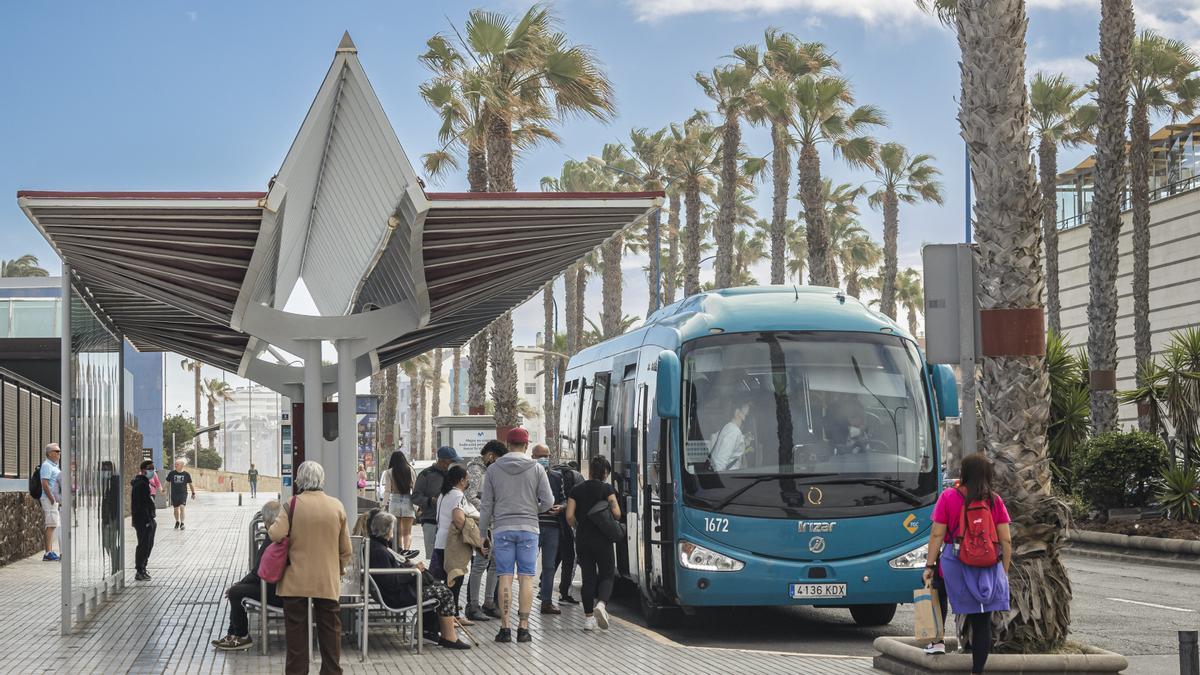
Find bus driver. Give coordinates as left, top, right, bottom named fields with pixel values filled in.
left=708, top=396, right=752, bottom=471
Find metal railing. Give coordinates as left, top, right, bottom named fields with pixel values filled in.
left=1056, top=174, right=1200, bottom=230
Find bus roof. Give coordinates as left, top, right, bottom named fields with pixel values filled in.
left=572, top=285, right=909, bottom=364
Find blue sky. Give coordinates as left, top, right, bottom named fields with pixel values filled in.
left=3, top=0, right=1196, bottom=394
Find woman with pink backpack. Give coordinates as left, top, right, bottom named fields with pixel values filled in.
left=921, top=453, right=1013, bottom=675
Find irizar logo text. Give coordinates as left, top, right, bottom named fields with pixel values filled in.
left=796, top=521, right=837, bottom=533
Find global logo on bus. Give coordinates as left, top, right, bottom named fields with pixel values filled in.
left=809, top=536, right=826, bottom=554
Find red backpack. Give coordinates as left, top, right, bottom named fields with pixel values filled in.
left=955, top=488, right=1000, bottom=567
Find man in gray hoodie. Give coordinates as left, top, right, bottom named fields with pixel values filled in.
left=479, top=427, right=553, bottom=644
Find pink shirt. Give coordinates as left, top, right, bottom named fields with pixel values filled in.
left=931, top=487, right=1010, bottom=541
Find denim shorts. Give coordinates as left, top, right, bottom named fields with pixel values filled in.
left=492, top=530, right=539, bottom=577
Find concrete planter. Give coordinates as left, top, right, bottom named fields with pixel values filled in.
left=872, top=637, right=1128, bottom=675
left=1069, top=528, right=1200, bottom=555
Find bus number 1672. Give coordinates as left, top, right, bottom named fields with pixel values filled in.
left=704, top=517, right=730, bottom=533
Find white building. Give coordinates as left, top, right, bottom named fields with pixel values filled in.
left=215, top=385, right=283, bottom=476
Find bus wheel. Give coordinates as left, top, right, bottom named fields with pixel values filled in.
left=640, top=593, right=679, bottom=628
left=849, top=603, right=897, bottom=626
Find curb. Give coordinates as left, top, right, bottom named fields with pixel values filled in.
left=1065, top=543, right=1200, bottom=571
left=1069, top=528, right=1200, bottom=555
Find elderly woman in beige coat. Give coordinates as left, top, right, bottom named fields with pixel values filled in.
left=269, top=461, right=352, bottom=675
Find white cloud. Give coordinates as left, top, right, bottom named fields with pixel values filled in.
left=626, top=0, right=933, bottom=24
left=1026, top=55, right=1095, bottom=84
left=185, top=10, right=198, bottom=22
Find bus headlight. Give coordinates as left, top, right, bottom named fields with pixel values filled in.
left=679, top=540, right=744, bottom=572
left=888, top=543, right=929, bottom=569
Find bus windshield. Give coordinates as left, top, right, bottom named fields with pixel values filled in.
left=680, top=331, right=937, bottom=518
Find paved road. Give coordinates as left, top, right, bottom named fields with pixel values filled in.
left=605, top=553, right=1198, bottom=671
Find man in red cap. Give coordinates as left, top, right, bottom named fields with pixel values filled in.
left=479, top=427, right=554, bottom=644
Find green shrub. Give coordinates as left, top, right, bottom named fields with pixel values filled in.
left=1158, top=464, right=1200, bottom=523
left=1073, top=431, right=1167, bottom=512
left=196, top=447, right=223, bottom=470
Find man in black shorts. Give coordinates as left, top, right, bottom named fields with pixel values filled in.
left=165, top=459, right=196, bottom=530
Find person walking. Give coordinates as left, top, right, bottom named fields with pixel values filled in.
left=269, top=461, right=352, bottom=675
left=431, top=464, right=475, bottom=619
left=130, top=460, right=157, bottom=580
left=414, top=447, right=458, bottom=559
left=922, top=453, right=1012, bottom=674
left=381, top=450, right=419, bottom=556
left=566, top=455, right=620, bottom=631
left=165, top=459, right=196, bottom=530
left=553, top=460, right=584, bottom=604
left=478, top=428, right=553, bottom=644
left=212, top=500, right=283, bottom=650
left=465, top=440, right=505, bottom=620
left=38, top=444, right=62, bottom=561
left=531, top=444, right=566, bottom=615
left=247, top=464, right=259, bottom=498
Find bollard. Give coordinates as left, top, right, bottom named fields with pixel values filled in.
left=238, top=493, right=243, bottom=507
left=1181, top=630, right=1199, bottom=675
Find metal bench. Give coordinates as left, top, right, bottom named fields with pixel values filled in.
left=363, top=568, right=433, bottom=656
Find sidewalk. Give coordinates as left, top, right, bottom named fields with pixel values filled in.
left=0, top=492, right=875, bottom=674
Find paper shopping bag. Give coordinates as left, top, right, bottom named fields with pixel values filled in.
left=913, top=586, right=944, bottom=642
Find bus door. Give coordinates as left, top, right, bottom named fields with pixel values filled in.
left=610, top=358, right=638, bottom=579
left=643, top=378, right=674, bottom=603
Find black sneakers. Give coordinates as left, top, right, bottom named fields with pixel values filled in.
left=517, top=627, right=532, bottom=643
left=495, top=627, right=512, bottom=643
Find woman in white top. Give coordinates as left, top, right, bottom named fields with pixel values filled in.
left=431, top=465, right=475, bottom=617
left=381, top=451, right=418, bottom=556
left=709, top=398, right=751, bottom=471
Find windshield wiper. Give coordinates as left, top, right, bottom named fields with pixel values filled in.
left=812, top=477, right=924, bottom=506
left=712, top=473, right=836, bottom=511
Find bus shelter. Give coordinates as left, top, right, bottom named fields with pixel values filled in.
left=18, top=33, right=660, bottom=632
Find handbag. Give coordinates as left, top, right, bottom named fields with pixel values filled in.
left=357, top=478, right=368, bottom=489
left=258, top=495, right=296, bottom=583
left=587, top=498, right=625, bottom=543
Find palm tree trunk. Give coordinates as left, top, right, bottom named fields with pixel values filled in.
left=193, top=367, right=202, bottom=459
left=846, top=272, right=861, bottom=299
left=206, top=397, right=216, bottom=451
left=798, top=142, right=832, bottom=286
left=683, top=178, right=703, bottom=296
left=467, top=332, right=488, bottom=415
left=880, top=189, right=900, bottom=319
left=450, top=347, right=461, bottom=415
left=714, top=111, right=740, bottom=289
left=825, top=249, right=840, bottom=288
left=468, top=140, right=488, bottom=193
left=665, top=192, right=681, bottom=304
left=601, top=235, right=624, bottom=337
left=382, top=365, right=397, bottom=452
left=955, top=0, right=1071, bottom=652
left=1089, top=0, right=1134, bottom=434
left=489, top=312, right=520, bottom=428
left=564, top=266, right=579, bottom=355
left=542, top=282, right=558, bottom=454
left=1039, top=137, right=1062, bottom=335
left=1130, top=99, right=1152, bottom=431
left=417, top=376, right=427, bottom=459
left=486, top=108, right=516, bottom=192
left=574, top=264, right=586, bottom=347
left=406, top=372, right=418, bottom=456
left=770, top=122, right=789, bottom=285
left=431, top=349, right=443, bottom=422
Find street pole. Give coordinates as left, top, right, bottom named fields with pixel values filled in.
left=957, top=245, right=977, bottom=459
left=649, top=205, right=662, bottom=313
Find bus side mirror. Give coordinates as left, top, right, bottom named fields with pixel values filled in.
left=929, top=363, right=959, bottom=419
left=656, top=350, right=681, bottom=419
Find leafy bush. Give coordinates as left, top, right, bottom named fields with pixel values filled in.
left=1073, top=431, right=1167, bottom=512
left=1158, top=464, right=1200, bottom=523
left=1047, top=332, right=1089, bottom=489
left=196, top=447, right=223, bottom=470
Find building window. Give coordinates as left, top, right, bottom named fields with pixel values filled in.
left=524, top=382, right=537, bottom=395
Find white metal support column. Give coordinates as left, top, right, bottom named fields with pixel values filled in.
left=60, top=267, right=72, bottom=635
left=335, top=339, right=357, bottom=518
left=303, top=340, right=324, bottom=470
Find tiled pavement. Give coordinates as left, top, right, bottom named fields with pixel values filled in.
left=0, top=493, right=876, bottom=674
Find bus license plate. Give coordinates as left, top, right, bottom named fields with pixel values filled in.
left=789, top=583, right=846, bottom=599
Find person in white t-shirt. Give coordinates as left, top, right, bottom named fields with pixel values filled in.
left=431, top=465, right=476, bottom=618
left=39, top=444, right=62, bottom=561
left=708, top=398, right=752, bottom=471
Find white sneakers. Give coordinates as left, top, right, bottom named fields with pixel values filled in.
left=924, top=641, right=947, bottom=655
left=583, top=616, right=597, bottom=631
left=594, top=601, right=610, bottom=629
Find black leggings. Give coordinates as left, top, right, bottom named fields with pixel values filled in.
left=966, top=612, right=992, bottom=673
left=577, top=536, right=615, bottom=615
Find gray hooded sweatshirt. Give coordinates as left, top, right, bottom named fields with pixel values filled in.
left=478, top=452, right=554, bottom=536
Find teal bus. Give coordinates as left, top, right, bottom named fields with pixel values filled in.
left=558, top=286, right=958, bottom=625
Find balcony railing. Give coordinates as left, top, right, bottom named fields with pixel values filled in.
left=1056, top=173, right=1200, bottom=230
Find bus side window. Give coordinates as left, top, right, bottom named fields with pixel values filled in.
left=558, top=379, right=579, bottom=463
left=587, top=373, right=610, bottom=463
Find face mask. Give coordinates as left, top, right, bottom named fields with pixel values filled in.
left=536, top=457, right=550, bottom=468
left=847, top=425, right=863, bottom=440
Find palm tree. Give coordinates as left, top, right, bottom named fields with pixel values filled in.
left=430, top=348, right=444, bottom=422
left=450, top=347, right=461, bottom=415
left=839, top=232, right=883, bottom=299
left=1127, top=32, right=1200, bottom=430
left=792, top=73, right=885, bottom=287
left=1086, top=0, right=1135, bottom=435
left=180, top=359, right=204, bottom=458
left=697, top=63, right=756, bottom=289
left=732, top=226, right=768, bottom=286
left=816, top=179, right=866, bottom=287
left=466, top=332, right=488, bottom=415
left=918, top=0, right=1072, bottom=652
left=202, top=378, right=236, bottom=452
left=666, top=117, right=719, bottom=297
left=664, top=184, right=682, bottom=305
left=1028, top=73, right=1095, bottom=335
left=401, top=355, right=429, bottom=456
left=893, top=268, right=925, bottom=337
left=381, top=365, right=398, bottom=451
left=0, top=254, right=49, bottom=277
left=741, top=32, right=836, bottom=285
left=542, top=281, right=558, bottom=453
left=581, top=315, right=640, bottom=350
left=866, top=142, right=944, bottom=319
left=489, top=313, right=520, bottom=429
left=785, top=220, right=807, bottom=284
